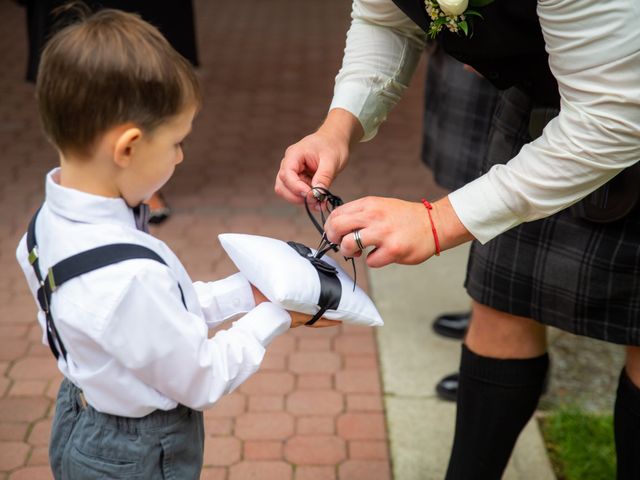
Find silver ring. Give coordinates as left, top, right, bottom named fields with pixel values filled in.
left=353, top=229, right=365, bottom=251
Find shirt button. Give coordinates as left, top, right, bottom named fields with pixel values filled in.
left=233, top=298, right=241, bottom=307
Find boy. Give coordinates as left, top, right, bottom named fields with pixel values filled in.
left=16, top=9, right=333, bottom=479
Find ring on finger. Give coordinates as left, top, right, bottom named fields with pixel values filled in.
left=353, top=229, right=365, bottom=251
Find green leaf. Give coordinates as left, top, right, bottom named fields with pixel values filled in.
left=433, top=17, right=449, bottom=27
left=459, top=20, right=469, bottom=36
left=469, top=0, right=494, bottom=7
left=464, top=9, right=483, bottom=18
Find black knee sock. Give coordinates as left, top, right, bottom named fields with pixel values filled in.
left=445, top=344, right=549, bottom=480
left=614, top=368, right=640, bottom=480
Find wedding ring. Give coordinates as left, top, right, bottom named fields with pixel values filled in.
left=353, top=229, right=365, bottom=251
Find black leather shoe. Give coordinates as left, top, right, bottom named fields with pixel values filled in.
left=432, top=312, right=470, bottom=340
left=436, top=372, right=459, bottom=402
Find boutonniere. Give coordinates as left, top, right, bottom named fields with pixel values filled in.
left=424, top=0, right=494, bottom=39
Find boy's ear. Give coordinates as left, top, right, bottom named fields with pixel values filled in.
left=113, top=127, right=143, bottom=168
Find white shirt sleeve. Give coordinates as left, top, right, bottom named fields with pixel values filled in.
left=101, top=263, right=291, bottom=411
left=192, top=272, right=256, bottom=328
left=330, top=0, right=427, bottom=140
left=449, top=0, right=640, bottom=243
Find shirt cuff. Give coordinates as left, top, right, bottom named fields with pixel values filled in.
left=195, top=273, right=256, bottom=325
left=448, top=175, right=524, bottom=244
left=233, top=302, right=291, bottom=347
left=330, top=82, right=387, bottom=142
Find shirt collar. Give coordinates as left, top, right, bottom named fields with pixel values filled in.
left=45, top=168, right=137, bottom=228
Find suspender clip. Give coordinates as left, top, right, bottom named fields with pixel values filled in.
left=37, top=282, right=50, bottom=314
left=28, top=247, right=39, bottom=265
left=47, top=268, right=57, bottom=292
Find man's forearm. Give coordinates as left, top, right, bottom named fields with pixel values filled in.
left=319, top=108, right=364, bottom=149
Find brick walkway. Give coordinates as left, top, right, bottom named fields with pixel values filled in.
left=0, top=1, right=440, bottom=479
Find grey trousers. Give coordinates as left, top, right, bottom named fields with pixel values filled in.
left=49, top=378, right=204, bottom=479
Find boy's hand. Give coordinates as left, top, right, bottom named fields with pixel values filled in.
left=251, top=285, right=341, bottom=328
left=289, top=311, right=342, bottom=329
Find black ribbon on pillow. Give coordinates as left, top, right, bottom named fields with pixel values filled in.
left=287, top=241, right=342, bottom=326
left=304, top=187, right=356, bottom=287
left=289, top=186, right=357, bottom=325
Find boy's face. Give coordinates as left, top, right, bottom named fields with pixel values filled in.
left=121, top=105, right=196, bottom=206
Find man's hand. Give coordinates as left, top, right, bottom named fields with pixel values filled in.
left=323, top=195, right=474, bottom=268
left=274, top=108, right=363, bottom=203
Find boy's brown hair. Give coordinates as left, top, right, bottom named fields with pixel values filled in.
left=36, top=8, right=201, bottom=157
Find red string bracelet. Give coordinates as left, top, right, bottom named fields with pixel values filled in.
left=421, top=199, right=441, bottom=256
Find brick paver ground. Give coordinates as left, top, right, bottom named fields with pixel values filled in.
left=0, top=1, right=442, bottom=479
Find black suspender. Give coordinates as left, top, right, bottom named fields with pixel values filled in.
left=26, top=207, right=186, bottom=362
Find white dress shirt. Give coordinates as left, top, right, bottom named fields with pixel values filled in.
left=330, top=0, right=640, bottom=243
left=16, top=169, right=291, bottom=417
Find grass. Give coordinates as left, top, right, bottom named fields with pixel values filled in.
left=539, top=408, right=616, bottom=480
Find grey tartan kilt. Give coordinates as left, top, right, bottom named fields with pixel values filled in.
left=421, top=50, right=500, bottom=190
left=464, top=86, right=640, bottom=345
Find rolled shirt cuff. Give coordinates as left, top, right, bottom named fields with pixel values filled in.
left=330, top=82, right=388, bottom=142
left=448, top=175, right=524, bottom=245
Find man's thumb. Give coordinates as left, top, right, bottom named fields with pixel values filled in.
left=311, top=171, right=333, bottom=190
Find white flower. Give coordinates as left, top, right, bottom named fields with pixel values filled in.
left=437, top=0, right=468, bottom=17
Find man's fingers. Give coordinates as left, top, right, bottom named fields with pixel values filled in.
left=274, top=177, right=306, bottom=204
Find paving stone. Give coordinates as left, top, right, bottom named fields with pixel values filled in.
left=26, top=447, right=49, bottom=466
left=286, top=391, right=343, bottom=416
left=0, top=423, right=28, bottom=442
left=334, top=335, right=377, bottom=355
left=349, top=441, right=389, bottom=460
left=229, top=461, right=292, bottom=480
left=7, top=466, right=53, bottom=480
left=296, top=417, right=335, bottom=436
left=338, top=460, right=391, bottom=480
left=294, top=466, right=336, bottom=480
left=0, top=398, right=50, bottom=423
left=266, top=334, right=296, bottom=355
left=335, top=370, right=381, bottom=394
left=235, top=412, right=294, bottom=440
left=204, top=417, right=234, bottom=436
left=298, top=337, right=332, bottom=352
left=8, top=357, right=59, bottom=381
left=296, top=375, right=333, bottom=391
left=0, top=326, right=29, bottom=339
left=344, top=355, right=378, bottom=370
left=199, top=467, right=227, bottom=480
left=239, top=372, right=295, bottom=396
left=203, top=436, right=241, bottom=467
left=0, top=442, right=29, bottom=471
left=336, top=413, right=387, bottom=440
left=289, top=353, right=341, bottom=375
left=8, top=380, right=48, bottom=397
left=346, top=394, right=384, bottom=412
left=0, top=377, right=10, bottom=397
left=248, top=395, right=284, bottom=412
left=284, top=436, right=346, bottom=465
left=243, top=441, right=283, bottom=460
left=0, top=340, right=29, bottom=362
left=27, top=419, right=52, bottom=447
left=259, top=352, right=286, bottom=371
left=208, top=393, right=246, bottom=418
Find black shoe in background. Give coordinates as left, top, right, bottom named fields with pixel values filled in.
left=436, top=372, right=459, bottom=402
left=432, top=312, right=471, bottom=340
